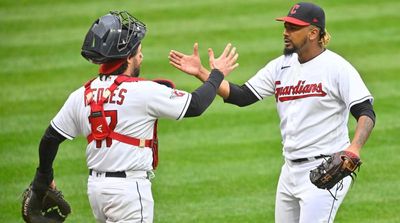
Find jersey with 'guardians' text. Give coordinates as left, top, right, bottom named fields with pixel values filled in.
left=245, top=50, right=373, bottom=160
left=51, top=75, right=191, bottom=171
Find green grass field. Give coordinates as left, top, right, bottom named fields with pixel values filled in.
left=1, top=0, right=400, bottom=222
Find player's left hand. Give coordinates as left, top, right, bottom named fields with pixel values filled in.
left=22, top=184, right=71, bottom=223
left=169, top=42, right=203, bottom=77
left=343, top=146, right=360, bottom=158
left=309, top=151, right=362, bottom=190
left=22, top=170, right=71, bottom=223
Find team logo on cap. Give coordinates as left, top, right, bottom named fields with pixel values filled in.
left=290, top=4, right=300, bottom=14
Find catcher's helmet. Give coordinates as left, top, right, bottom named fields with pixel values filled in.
left=81, top=11, right=146, bottom=64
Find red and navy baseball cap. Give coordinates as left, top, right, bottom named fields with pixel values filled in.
left=276, top=2, right=325, bottom=31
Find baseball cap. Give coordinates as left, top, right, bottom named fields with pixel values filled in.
left=276, top=2, right=325, bottom=31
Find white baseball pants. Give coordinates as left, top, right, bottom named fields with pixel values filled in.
left=275, top=159, right=352, bottom=223
left=87, top=170, right=154, bottom=223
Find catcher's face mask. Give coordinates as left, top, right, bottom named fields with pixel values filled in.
left=81, top=11, right=147, bottom=64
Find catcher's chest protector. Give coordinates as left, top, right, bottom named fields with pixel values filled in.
left=88, top=99, right=111, bottom=140
left=84, top=76, right=159, bottom=169
left=84, top=76, right=138, bottom=140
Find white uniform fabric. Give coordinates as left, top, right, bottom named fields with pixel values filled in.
left=246, top=50, right=373, bottom=160
left=276, top=159, right=351, bottom=223
left=50, top=75, right=192, bottom=223
left=245, top=50, right=373, bottom=223
left=88, top=171, right=153, bottom=223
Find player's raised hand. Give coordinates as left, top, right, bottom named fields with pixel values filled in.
left=208, top=43, right=239, bottom=77
left=169, top=43, right=203, bottom=77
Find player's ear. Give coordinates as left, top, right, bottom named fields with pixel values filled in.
left=126, top=54, right=134, bottom=65
left=308, top=26, right=320, bottom=41
left=127, top=43, right=142, bottom=65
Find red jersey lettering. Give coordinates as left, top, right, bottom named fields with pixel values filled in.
left=275, top=80, right=327, bottom=102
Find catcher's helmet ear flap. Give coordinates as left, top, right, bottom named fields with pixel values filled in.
left=81, top=11, right=146, bottom=64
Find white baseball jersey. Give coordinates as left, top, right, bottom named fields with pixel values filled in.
left=51, top=75, right=191, bottom=172
left=246, top=49, right=373, bottom=160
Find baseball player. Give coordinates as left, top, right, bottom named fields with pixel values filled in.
left=169, top=2, right=375, bottom=222
left=26, top=11, right=238, bottom=223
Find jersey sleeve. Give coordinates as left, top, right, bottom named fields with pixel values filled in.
left=50, top=88, right=83, bottom=140
left=147, top=83, right=192, bottom=120
left=245, top=60, right=277, bottom=100
left=338, top=62, right=374, bottom=109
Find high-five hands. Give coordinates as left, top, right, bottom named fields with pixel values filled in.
left=169, top=43, right=202, bottom=77
left=169, top=43, right=239, bottom=78
left=208, top=43, right=239, bottom=77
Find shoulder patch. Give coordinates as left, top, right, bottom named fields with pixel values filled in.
left=170, top=89, right=186, bottom=98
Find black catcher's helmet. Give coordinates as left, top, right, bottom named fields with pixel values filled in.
left=81, top=11, right=146, bottom=64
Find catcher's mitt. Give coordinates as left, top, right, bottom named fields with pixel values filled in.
left=309, top=151, right=362, bottom=190
left=22, top=185, right=71, bottom=223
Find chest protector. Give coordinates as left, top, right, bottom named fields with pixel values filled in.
left=84, top=75, right=165, bottom=169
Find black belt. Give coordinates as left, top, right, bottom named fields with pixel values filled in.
left=89, top=169, right=126, bottom=178
left=291, top=155, right=329, bottom=163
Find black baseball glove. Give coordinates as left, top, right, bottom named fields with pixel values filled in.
left=22, top=169, right=71, bottom=223
left=309, top=151, right=362, bottom=190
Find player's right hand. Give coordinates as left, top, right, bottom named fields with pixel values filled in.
left=208, top=43, right=239, bottom=77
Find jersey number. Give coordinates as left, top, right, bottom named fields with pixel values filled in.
left=90, top=110, right=118, bottom=148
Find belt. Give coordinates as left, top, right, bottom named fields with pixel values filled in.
left=89, top=169, right=126, bottom=178
left=89, top=169, right=149, bottom=179
left=291, top=155, right=329, bottom=163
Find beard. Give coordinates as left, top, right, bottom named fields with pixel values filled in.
left=283, top=37, right=308, bottom=56
left=132, top=67, right=140, bottom=77
left=130, top=58, right=141, bottom=77
left=283, top=47, right=296, bottom=56
left=283, top=39, right=296, bottom=55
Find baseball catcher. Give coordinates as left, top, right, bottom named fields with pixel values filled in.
left=22, top=169, right=71, bottom=223
left=22, top=9, right=239, bottom=222
left=310, top=151, right=362, bottom=191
